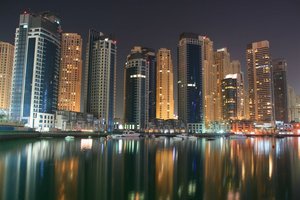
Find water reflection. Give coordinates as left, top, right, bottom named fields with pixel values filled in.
left=0, top=137, right=300, bottom=199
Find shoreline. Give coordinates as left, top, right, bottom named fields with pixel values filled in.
left=0, top=131, right=300, bottom=140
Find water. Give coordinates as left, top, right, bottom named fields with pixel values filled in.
left=0, top=137, right=300, bottom=200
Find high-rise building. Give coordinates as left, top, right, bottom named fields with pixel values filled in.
left=84, top=30, right=116, bottom=132
left=156, top=48, right=174, bottom=120
left=287, top=85, right=300, bottom=122
left=203, top=37, right=217, bottom=126
left=143, top=48, right=156, bottom=122
left=213, top=48, right=231, bottom=121
left=222, top=73, right=245, bottom=120
left=246, top=41, right=273, bottom=122
left=58, top=33, right=82, bottom=113
left=124, top=46, right=150, bottom=130
left=230, top=60, right=242, bottom=74
left=0, top=42, right=14, bottom=111
left=178, top=33, right=204, bottom=133
left=272, top=58, right=288, bottom=122
left=10, top=11, right=61, bottom=130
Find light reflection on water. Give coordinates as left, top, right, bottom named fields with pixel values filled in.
left=0, top=137, right=300, bottom=200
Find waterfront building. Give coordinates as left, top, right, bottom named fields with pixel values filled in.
left=177, top=33, right=204, bottom=133
left=58, top=33, right=82, bottom=112
left=230, top=120, right=254, bottom=134
left=156, top=48, right=174, bottom=120
left=55, top=110, right=94, bottom=131
left=0, top=41, right=14, bottom=111
left=272, top=58, right=288, bottom=122
left=10, top=11, right=61, bottom=130
left=246, top=41, right=273, bottom=122
left=124, top=46, right=150, bottom=130
left=84, top=30, right=117, bottom=132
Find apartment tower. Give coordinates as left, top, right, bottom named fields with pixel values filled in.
left=85, top=30, right=117, bottom=132
left=178, top=33, right=204, bottom=133
left=0, top=42, right=14, bottom=111
left=58, top=33, right=82, bottom=112
left=10, top=11, right=61, bottom=130
left=247, top=41, right=273, bottom=122
left=156, top=48, right=174, bottom=120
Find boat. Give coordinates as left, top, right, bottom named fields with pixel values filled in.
left=176, top=134, right=189, bottom=139
left=65, top=136, right=75, bottom=141
left=229, top=134, right=247, bottom=140
left=188, top=136, right=198, bottom=140
left=122, top=130, right=141, bottom=138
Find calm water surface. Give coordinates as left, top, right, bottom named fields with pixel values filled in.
left=0, top=137, right=300, bottom=200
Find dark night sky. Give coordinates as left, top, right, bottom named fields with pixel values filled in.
left=1, top=0, right=300, bottom=118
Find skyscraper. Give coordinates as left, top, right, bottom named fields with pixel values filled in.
left=222, top=75, right=237, bottom=120
left=203, top=37, right=217, bottom=126
left=10, top=11, right=61, bottom=130
left=124, top=46, right=149, bottom=130
left=272, top=58, right=288, bottom=122
left=222, top=73, right=245, bottom=120
left=156, top=48, right=174, bottom=120
left=247, top=41, right=273, bottom=122
left=0, top=41, right=14, bottom=111
left=178, top=33, right=204, bottom=133
left=58, top=33, right=82, bottom=112
left=84, top=30, right=116, bottom=132
left=214, top=48, right=231, bottom=122
left=143, top=48, right=156, bottom=122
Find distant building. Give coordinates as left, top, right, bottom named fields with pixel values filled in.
left=288, top=85, right=300, bottom=122
left=272, top=58, right=288, bottom=122
left=156, top=48, right=174, bottom=120
left=124, top=46, right=150, bottom=130
left=247, top=41, right=273, bottom=122
left=0, top=41, right=14, bottom=111
left=58, top=33, right=82, bottom=112
left=10, top=11, right=61, bottom=130
left=178, top=33, right=204, bottom=133
left=84, top=30, right=117, bottom=132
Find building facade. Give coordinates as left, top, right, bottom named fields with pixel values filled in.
left=124, top=46, right=150, bottom=130
left=145, top=48, right=157, bottom=122
left=203, top=37, right=217, bottom=127
left=10, top=11, right=61, bottom=130
left=58, top=33, right=82, bottom=112
left=213, top=48, right=231, bottom=122
left=85, top=30, right=116, bottom=132
left=178, top=33, right=204, bottom=133
left=156, top=48, right=174, bottom=120
left=0, top=42, right=14, bottom=111
left=288, top=85, right=300, bottom=122
left=222, top=75, right=238, bottom=120
left=247, top=41, right=273, bottom=122
left=272, top=58, right=288, bottom=122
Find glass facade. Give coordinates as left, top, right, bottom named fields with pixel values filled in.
left=124, top=47, right=149, bottom=130
left=178, top=33, right=204, bottom=133
left=10, top=12, right=61, bottom=130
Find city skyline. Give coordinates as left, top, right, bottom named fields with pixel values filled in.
left=1, top=0, right=300, bottom=119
